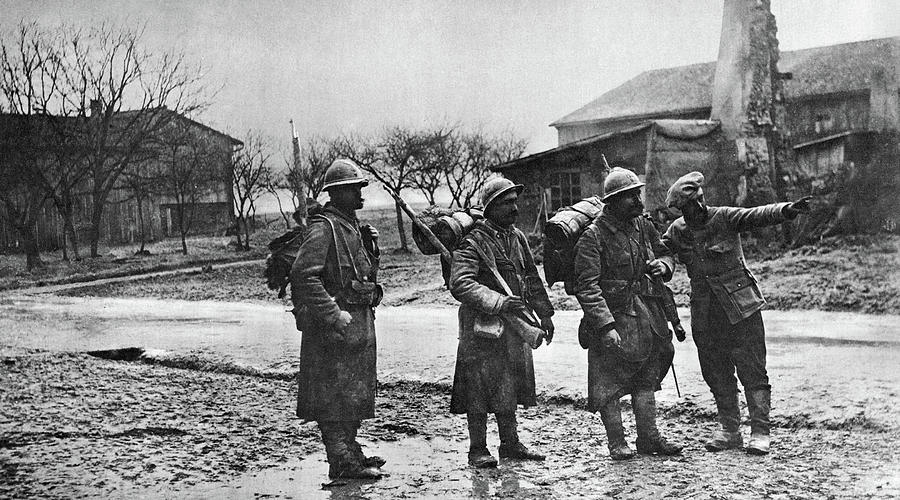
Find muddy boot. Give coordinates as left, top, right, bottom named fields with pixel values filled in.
left=632, top=391, right=682, bottom=456
left=496, top=412, right=545, bottom=460
left=344, top=421, right=386, bottom=468
left=746, top=388, right=771, bottom=456
left=599, top=399, right=634, bottom=460
left=320, top=421, right=380, bottom=479
left=331, top=455, right=383, bottom=480
left=467, top=412, right=497, bottom=468
left=705, top=392, right=743, bottom=452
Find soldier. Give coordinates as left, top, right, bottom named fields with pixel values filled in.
left=662, top=171, right=811, bottom=455
left=573, top=167, right=683, bottom=461
left=290, top=159, right=385, bottom=479
left=449, top=177, right=555, bottom=468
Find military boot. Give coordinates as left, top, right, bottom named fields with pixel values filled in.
left=746, top=388, right=772, bottom=455
left=632, top=391, right=682, bottom=456
left=344, top=421, right=386, bottom=468
left=497, top=412, right=545, bottom=461
left=705, top=392, right=743, bottom=452
left=599, top=399, right=634, bottom=460
left=467, top=412, right=498, bottom=468
left=328, top=454, right=383, bottom=480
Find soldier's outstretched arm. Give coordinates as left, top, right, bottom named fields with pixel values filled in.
left=449, top=240, right=507, bottom=315
left=290, top=220, right=342, bottom=326
left=573, top=226, right=615, bottom=331
left=724, top=203, right=793, bottom=232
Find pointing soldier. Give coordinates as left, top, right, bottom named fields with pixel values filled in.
left=449, top=177, right=555, bottom=468
left=290, top=159, right=385, bottom=479
left=662, top=171, right=811, bottom=455
left=573, top=167, right=683, bottom=460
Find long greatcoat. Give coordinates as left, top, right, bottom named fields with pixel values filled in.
left=448, top=220, right=554, bottom=415
left=661, top=203, right=791, bottom=333
left=573, top=211, right=675, bottom=411
left=290, top=205, right=380, bottom=422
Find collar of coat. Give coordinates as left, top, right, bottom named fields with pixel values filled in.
left=483, top=218, right=515, bottom=237
left=597, top=207, right=637, bottom=234
left=322, top=204, right=359, bottom=229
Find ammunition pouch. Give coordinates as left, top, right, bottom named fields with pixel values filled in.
left=707, top=267, right=765, bottom=324
left=341, top=279, right=383, bottom=307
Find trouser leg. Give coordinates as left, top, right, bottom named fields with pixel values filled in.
left=632, top=390, right=682, bottom=455
left=496, top=412, right=518, bottom=448
left=467, top=412, right=497, bottom=467
left=318, top=421, right=350, bottom=471
left=467, top=412, right=488, bottom=452
left=598, top=398, right=633, bottom=460
left=730, top=312, right=771, bottom=436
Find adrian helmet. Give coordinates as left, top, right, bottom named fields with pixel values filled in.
left=480, top=177, right=524, bottom=210
left=601, top=167, right=645, bottom=201
left=322, top=159, right=369, bottom=190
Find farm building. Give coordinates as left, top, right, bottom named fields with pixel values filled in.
left=497, top=36, right=900, bottom=233
left=0, top=108, right=242, bottom=252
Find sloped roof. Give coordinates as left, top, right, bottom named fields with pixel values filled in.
left=552, top=37, right=900, bottom=127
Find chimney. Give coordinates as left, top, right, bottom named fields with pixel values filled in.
left=710, top=0, right=778, bottom=140
left=89, top=99, right=102, bottom=118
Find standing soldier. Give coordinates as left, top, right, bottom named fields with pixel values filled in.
left=573, top=167, right=683, bottom=461
left=290, top=159, right=385, bottom=479
left=662, top=171, right=811, bottom=455
left=449, top=177, right=555, bottom=468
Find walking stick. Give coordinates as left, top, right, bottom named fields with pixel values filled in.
left=671, top=361, right=682, bottom=398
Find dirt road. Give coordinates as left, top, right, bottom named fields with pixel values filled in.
left=2, top=295, right=899, bottom=498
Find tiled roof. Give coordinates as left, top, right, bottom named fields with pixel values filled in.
left=552, top=37, right=900, bottom=127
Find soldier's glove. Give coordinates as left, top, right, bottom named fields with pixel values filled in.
left=646, top=259, right=668, bottom=278
left=500, top=296, right=528, bottom=315
left=540, top=316, right=555, bottom=345
left=334, top=310, right=353, bottom=331
left=785, top=195, right=813, bottom=218
left=673, top=323, right=687, bottom=342
left=600, top=329, right=622, bottom=349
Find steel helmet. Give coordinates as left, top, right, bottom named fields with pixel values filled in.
left=322, top=159, right=369, bottom=190
left=480, top=177, right=524, bottom=210
left=601, top=167, right=645, bottom=201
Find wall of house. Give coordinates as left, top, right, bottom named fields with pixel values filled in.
left=784, top=93, right=871, bottom=143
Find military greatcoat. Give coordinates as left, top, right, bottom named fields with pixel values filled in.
left=290, top=205, right=380, bottom=422
left=573, top=210, right=675, bottom=411
left=448, top=220, right=554, bottom=415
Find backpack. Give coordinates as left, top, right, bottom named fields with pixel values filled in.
left=264, top=226, right=307, bottom=298
left=542, top=196, right=604, bottom=295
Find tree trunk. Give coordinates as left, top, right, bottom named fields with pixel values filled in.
left=181, top=232, right=188, bottom=255
left=19, top=224, right=43, bottom=271
left=234, top=215, right=244, bottom=250
left=135, top=195, right=146, bottom=253
left=394, top=200, right=409, bottom=252
left=61, top=203, right=80, bottom=261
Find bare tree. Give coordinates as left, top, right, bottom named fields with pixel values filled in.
left=0, top=116, right=49, bottom=270
left=120, top=160, right=157, bottom=254
left=0, top=22, right=89, bottom=263
left=343, top=127, right=432, bottom=253
left=231, top=132, right=272, bottom=250
left=444, top=129, right=528, bottom=208
left=153, top=120, right=219, bottom=254
left=58, top=22, right=210, bottom=257
left=410, top=126, right=455, bottom=205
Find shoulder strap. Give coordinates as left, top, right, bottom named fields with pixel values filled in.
left=468, top=238, right=514, bottom=296
left=318, top=215, right=344, bottom=286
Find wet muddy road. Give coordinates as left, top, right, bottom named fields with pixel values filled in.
left=2, top=295, right=899, bottom=498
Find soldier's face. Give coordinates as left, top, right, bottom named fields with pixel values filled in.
left=486, top=191, right=519, bottom=227
left=610, top=188, right=644, bottom=219
left=329, top=184, right=364, bottom=211
left=681, top=198, right=707, bottom=224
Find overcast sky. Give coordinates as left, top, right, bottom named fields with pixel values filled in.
left=6, top=0, right=898, bottom=157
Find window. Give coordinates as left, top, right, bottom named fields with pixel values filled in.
left=549, top=172, right=581, bottom=210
